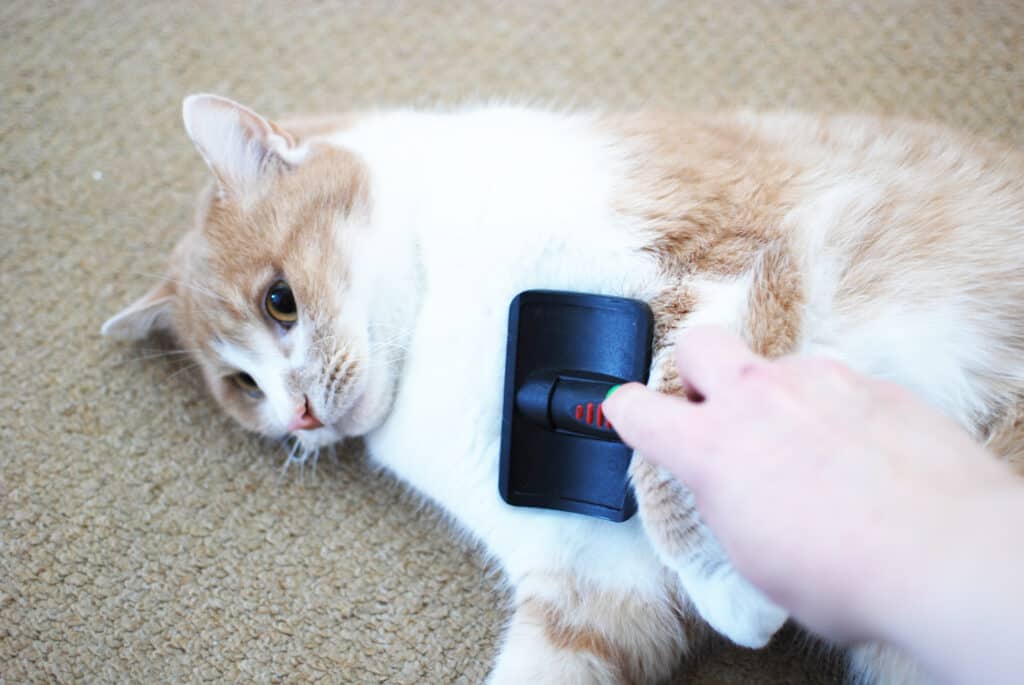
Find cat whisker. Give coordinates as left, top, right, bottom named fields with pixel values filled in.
left=366, top=352, right=407, bottom=366
left=128, top=271, right=233, bottom=305
left=274, top=439, right=325, bottom=485
left=369, top=334, right=412, bottom=350
left=359, top=358, right=404, bottom=373
left=161, top=360, right=204, bottom=384
left=308, top=446, right=322, bottom=481
left=367, top=340, right=408, bottom=354
left=369, top=327, right=412, bottom=342
left=368, top=322, right=414, bottom=334
left=369, top=341, right=410, bottom=353
left=313, top=326, right=412, bottom=353
left=267, top=435, right=292, bottom=455
left=108, top=348, right=201, bottom=369
left=277, top=439, right=302, bottom=483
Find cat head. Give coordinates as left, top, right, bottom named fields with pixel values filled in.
left=103, top=94, right=409, bottom=449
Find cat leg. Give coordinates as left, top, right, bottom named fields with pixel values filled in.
left=630, top=455, right=789, bottom=649
left=628, top=340, right=788, bottom=648
left=488, top=570, right=703, bottom=685
left=634, top=252, right=803, bottom=647
left=634, top=260, right=802, bottom=647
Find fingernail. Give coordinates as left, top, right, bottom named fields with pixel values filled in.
left=605, top=384, right=622, bottom=401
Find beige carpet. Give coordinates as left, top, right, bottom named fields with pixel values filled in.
left=3, top=1, right=1023, bottom=682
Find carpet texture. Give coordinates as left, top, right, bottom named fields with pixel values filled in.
left=3, top=1, right=1023, bottom=683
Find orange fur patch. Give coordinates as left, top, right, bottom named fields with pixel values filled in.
left=514, top=572, right=703, bottom=685
left=606, top=113, right=796, bottom=279
left=984, top=400, right=1024, bottom=474
left=743, top=240, right=804, bottom=358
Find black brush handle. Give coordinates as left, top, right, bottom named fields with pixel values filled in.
left=516, top=370, right=624, bottom=442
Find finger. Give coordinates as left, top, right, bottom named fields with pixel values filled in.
left=775, top=354, right=862, bottom=398
left=603, top=383, right=705, bottom=482
left=674, top=326, right=765, bottom=399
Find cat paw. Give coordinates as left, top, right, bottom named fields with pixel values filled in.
left=679, top=564, right=788, bottom=649
left=487, top=628, right=622, bottom=685
left=629, top=458, right=788, bottom=648
left=487, top=653, right=620, bottom=685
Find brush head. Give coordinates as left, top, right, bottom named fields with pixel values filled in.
left=498, top=290, right=653, bottom=521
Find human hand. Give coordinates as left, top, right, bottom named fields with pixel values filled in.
left=603, top=326, right=1013, bottom=643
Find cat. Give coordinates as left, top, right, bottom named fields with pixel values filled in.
left=103, top=93, right=1024, bottom=684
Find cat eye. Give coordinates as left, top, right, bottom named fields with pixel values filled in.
left=232, top=371, right=263, bottom=397
left=265, top=280, right=298, bottom=326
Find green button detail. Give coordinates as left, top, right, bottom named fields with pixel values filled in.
left=605, top=384, right=622, bottom=401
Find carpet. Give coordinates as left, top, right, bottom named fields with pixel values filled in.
left=3, top=1, right=1022, bottom=682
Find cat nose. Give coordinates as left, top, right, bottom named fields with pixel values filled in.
left=287, top=396, right=323, bottom=432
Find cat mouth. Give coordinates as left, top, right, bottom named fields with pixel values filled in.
left=290, top=423, right=343, bottom=449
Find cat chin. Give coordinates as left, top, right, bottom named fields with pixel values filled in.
left=292, top=426, right=344, bottom=450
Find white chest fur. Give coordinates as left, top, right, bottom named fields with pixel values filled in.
left=340, top=109, right=667, bottom=589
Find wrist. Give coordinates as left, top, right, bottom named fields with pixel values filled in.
left=855, top=480, right=1024, bottom=682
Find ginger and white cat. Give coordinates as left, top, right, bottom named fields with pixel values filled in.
left=104, top=94, right=1024, bottom=684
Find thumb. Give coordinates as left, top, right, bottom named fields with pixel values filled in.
left=603, top=383, right=703, bottom=482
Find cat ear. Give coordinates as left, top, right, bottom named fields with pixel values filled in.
left=182, top=94, right=298, bottom=196
left=101, top=279, right=175, bottom=340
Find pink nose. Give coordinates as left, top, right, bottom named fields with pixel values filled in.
left=287, top=396, right=323, bottom=432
